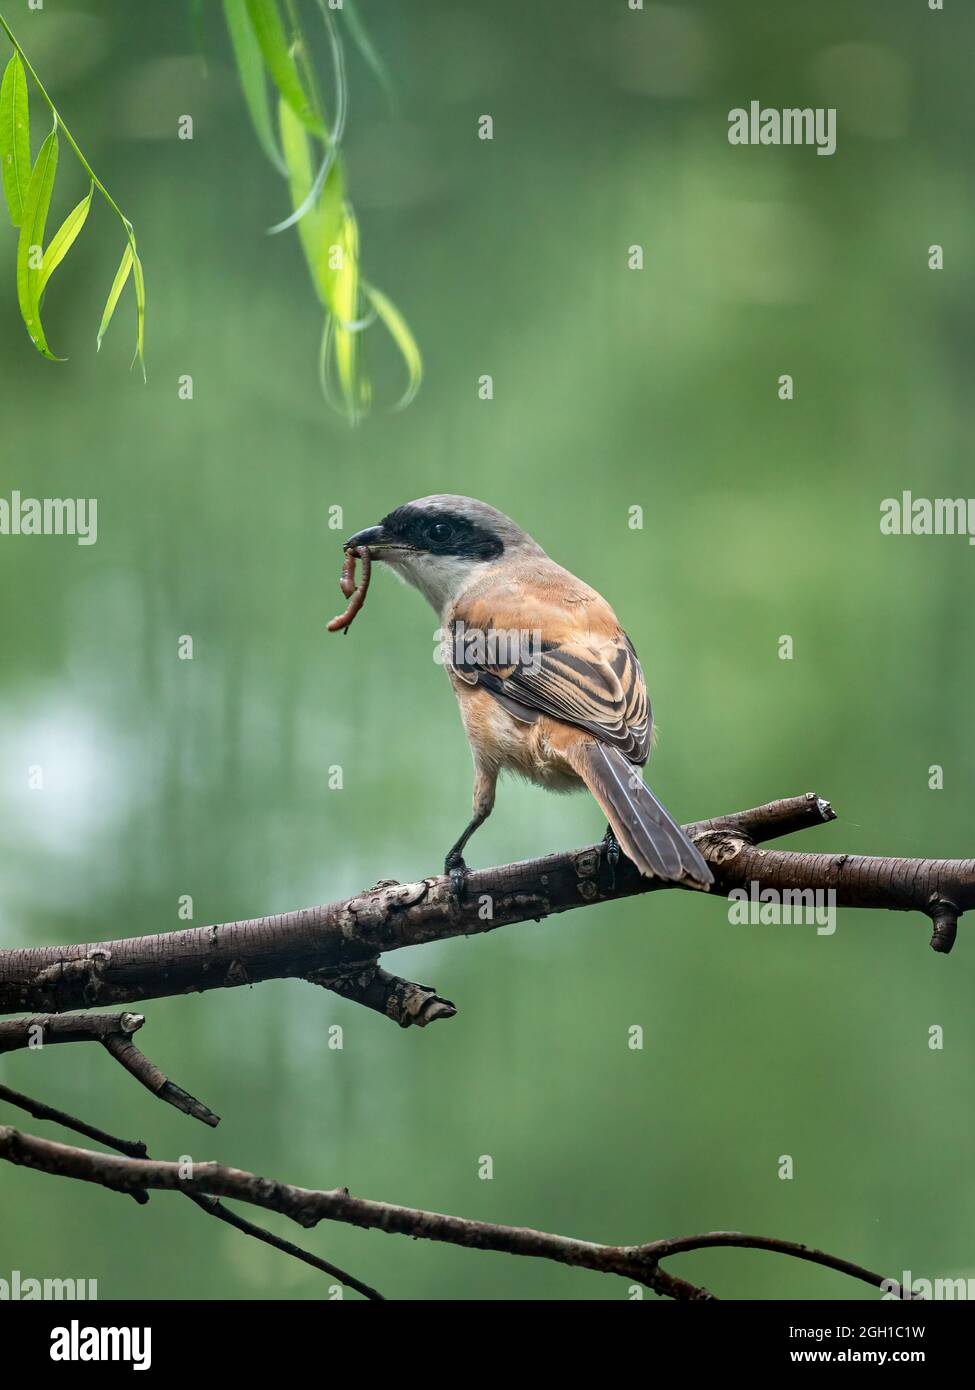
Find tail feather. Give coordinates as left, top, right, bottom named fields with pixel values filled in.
left=572, top=742, right=713, bottom=890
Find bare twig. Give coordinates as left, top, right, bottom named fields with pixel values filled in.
left=0, top=1082, right=150, bottom=1206
left=637, top=1231, right=915, bottom=1295
left=0, top=793, right=968, bottom=1025
left=0, top=1010, right=219, bottom=1125
left=0, top=1126, right=913, bottom=1301
left=0, top=1095, right=381, bottom=1299
left=184, top=1192, right=384, bottom=1301
left=101, top=1033, right=219, bottom=1128
left=0, top=1081, right=147, bottom=1160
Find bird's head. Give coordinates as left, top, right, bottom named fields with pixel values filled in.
left=345, top=495, right=544, bottom=613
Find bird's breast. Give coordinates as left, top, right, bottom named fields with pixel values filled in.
left=449, top=678, right=585, bottom=793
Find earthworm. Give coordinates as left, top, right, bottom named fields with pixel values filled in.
left=327, top=546, right=371, bottom=634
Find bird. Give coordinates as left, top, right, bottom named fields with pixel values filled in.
left=344, top=495, right=712, bottom=894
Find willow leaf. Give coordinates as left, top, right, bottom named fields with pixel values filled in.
left=330, top=206, right=363, bottom=423
left=16, top=124, right=61, bottom=360
left=131, top=248, right=146, bottom=379
left=278, top=97, right=343, bottom=304
left=245, top=0, right=323, bottom=135
left=0, top=52, right=30, bottom=227
left=315, top=212, right=366, bottom=423
left=278, top=94, right=320, bottom=284
left=96, top=242, right=133, bottom=351
left=38, top=180, right=93, bottom=296
left=316, top=177, right=351, bottom=322
left=223, top=0, right=285, bottom=173
left=363, top=281, right=422, bottom=409
left=268, top=8, right=345, bottom=235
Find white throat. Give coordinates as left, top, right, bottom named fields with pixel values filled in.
left=382, top=551, right=478, bottom=617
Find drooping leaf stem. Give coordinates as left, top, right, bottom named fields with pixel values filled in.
left=0, top=15, right=129, bottom=236
left=0, top=11, right=145, bottom=374
left=224, top=0, right=421, bottom=420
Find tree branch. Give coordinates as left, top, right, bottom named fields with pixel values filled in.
left=0, top=1126, right=915, bottom=1301
left=0, top=1011, right=146, bottom=1050
left=0, top=1011, right=219, bottom=1125
left=0, top=1091, right=382, bottom=1300
left=0, top=1082, right=150, bottom=1206
left=0, top=793, right=968, bottom=1026
left=305, top=958, right=457, bottom=1027
left=0, top=1081, right=147, bottom=1161
left=0, top=792, right=940, bottom=1300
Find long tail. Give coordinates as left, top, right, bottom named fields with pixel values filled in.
left=570, top=741, right=713, bottom=890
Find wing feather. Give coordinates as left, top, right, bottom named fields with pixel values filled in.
left=448, top=615, right=651, bottom=765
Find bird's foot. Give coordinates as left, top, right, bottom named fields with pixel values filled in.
left=443, top=851, right=470, bottom=904
left=602, top=825, right=620, bottom=890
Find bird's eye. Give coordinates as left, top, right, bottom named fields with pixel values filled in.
left=428, top=520, right=452, bottom=543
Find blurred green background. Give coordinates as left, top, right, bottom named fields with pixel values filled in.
left=1, top=0, right=974, bottom=1301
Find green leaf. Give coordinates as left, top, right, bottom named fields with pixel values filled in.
left=278, top=97, right=343, bottom=304
left=278, top=95, right=318, bottom=278
left=223, top=0, right=285, bottom=173
left=245, top=0, right=323, bottom=135
left=16, top=123, right=62, bottom=360
left=1, top=52, right=31, bottom=227
left=96, top=242, right=133, bottom=351
left=329, top=206, right=362, bottom=422
left=276, top=93, right=420, bottom=421
left=267, top=6, right=346, bottom=235
left=363, top=281, right=422, bottom=410
left=131, top=247, right=146, bottom=380
left=279, top=97, right=361, bottom=421
left=38, top=180, right=93, bottom=296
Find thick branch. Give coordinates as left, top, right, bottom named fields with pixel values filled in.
left=0, top=793, right=969, bottom=1021
left=0, top=1127, right=913, bottom=1300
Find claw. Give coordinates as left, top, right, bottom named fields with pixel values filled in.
left=602, top=825, right=620, bottom=890
left=444, top=853, right=469, bottom=903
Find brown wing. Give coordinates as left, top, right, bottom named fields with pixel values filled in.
left=448, top=608, right=651, bottom=766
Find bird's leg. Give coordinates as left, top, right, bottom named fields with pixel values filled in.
left=602, top=822, right=620, bottom=890
left=443, top=766, right=496, bottom=901
left=443, top=815, right=486, bottom=896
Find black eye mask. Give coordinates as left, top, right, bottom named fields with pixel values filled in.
left=380, top=507, right=504, bottom=561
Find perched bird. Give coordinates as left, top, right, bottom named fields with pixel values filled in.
left=345, top=495, right=712, bottom=892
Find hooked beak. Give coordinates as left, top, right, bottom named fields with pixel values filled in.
left=344, top=524, right=413, bottom=557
